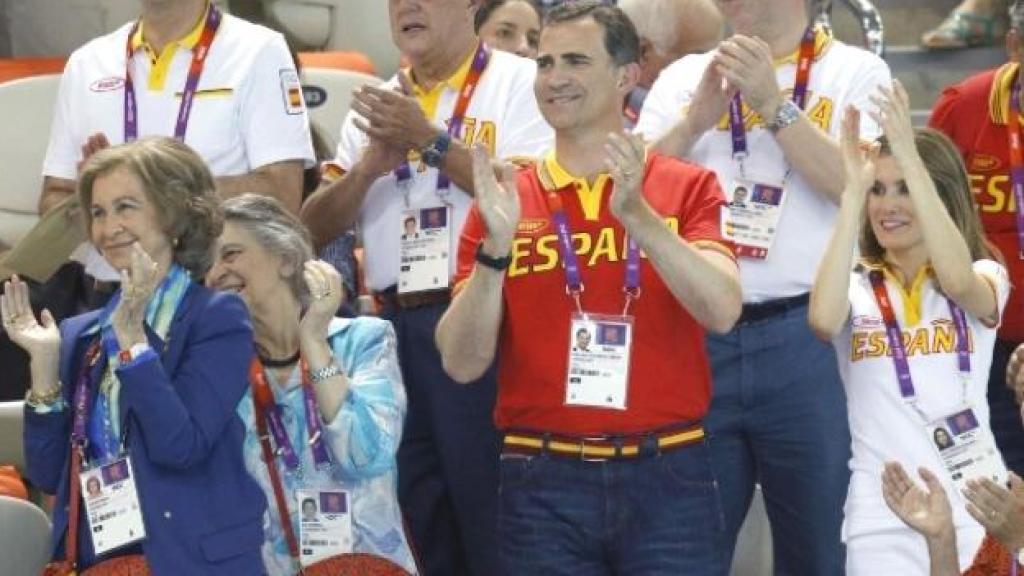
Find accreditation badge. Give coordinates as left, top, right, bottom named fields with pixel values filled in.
left=80, top=457, right=146, bottom=555
left=296, top=489, right=354, bottom=567
left=927, top=406, right=1007, bottom=493
left=398, top=206, right=451, bottom=294
left=721, top=175, right=787, bottom=260
left=565, top=313, right=633, bottom=410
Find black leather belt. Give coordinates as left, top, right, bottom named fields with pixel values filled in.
left=373, top=286, right=451, bottom=311
left=737, top=293, right=809, bottom=325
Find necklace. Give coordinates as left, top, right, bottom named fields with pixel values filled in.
left=258, top=349, right=300, bottom=368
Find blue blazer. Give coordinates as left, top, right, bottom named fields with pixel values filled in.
left=24, top=283, right=268, bottom=575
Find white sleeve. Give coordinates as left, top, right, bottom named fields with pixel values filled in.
left=237, top=34, right=315, bottom=169
left=41, top=57, right=82, bottom=180
left=334, top=107, right=371, bottom=172
left=973, top=259, right=1011, bottom=321
left=495, top=67, right=553, bottom=161
left=634, top=58, right=695, bottom=142
left=841, top=52, right=893, bottom=141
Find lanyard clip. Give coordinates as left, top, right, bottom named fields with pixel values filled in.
left=567, top=285, right=584, bottom=314
left=622, top=286, right=641, bottom=317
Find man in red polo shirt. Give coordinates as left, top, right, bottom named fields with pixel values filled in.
left=930, top=0, right=1024, bottom=476
left=435, top=2, right=741, bottom=572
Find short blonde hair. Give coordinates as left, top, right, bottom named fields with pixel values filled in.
left=78, top=137, right=223, bottom=279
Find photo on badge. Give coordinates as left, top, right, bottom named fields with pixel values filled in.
left=597, top=323, right=626, bottom=347
left=421, top=207, right=448, bottom=230
left=320, top=492, right=347, bottom=516
left=932, top=425, right=956, bottom=452
left=947, top=408, right=979, bottom=435
left=573, top=326, right=593, bottom=353
left=85, top=474, right=103, bottom=500
left=301, top=497, right=319, bottom=523
left=752, top=184, right=783, bottom=206
left=102, top=460, right=129, bottom=484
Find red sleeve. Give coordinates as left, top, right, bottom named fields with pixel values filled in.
left=453, top=201, right=486, bottom=294
left=681, top=166, right=735, bottom=260
left=928, top=85, right=967, bottom=154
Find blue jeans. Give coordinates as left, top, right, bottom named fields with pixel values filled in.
left=498, top=439, right=727, bottom=575
left=705, top=303, right=850, bottom=575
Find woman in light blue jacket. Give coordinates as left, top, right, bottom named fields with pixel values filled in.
left=206, top=194, right=416, bottom=575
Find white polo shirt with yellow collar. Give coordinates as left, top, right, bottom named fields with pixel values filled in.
left=333, top=46, right=553, bottom=292
left=42, top=5, right=314, bottom=181
left=635, top=28, right=892, bottom=303
left=836, top=258, right=1008, bottom=572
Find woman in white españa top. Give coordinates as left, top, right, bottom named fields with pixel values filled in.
left=809, top=80, right=1010, bottom=575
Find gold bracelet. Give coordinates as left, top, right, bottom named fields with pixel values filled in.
left=25, top=383, right=62, bottom=407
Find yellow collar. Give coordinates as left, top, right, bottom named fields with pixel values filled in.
left=988, top=61, right=1020, bottom=125
left=409, top=44, right=478, bottom=98
left=130, top=1, right=211, bottom=56
left=860, top=258, right=933, bottom=327
left=537, top=151, right=618, bottom=221
left=772, top=25, right=832, bottom=67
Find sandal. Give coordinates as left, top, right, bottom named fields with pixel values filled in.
left=921, top=10, right=1005, bottom=49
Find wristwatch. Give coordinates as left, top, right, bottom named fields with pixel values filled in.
left=475, top=244, right=511, bottom=271
left=420, top=132, right=451, bottom=169
left=309, top=362, right=344, bottom=385
left=767, top=100, right=801, bottom=134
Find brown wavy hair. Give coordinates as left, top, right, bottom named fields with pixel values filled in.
left=859, top=128, right=998, bottom=263
left=78, top=137, right=223, bottom=279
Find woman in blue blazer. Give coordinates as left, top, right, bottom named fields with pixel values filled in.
left=2, top=138, right=266, bottom=575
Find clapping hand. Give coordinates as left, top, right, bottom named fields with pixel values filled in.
left=1, top=275, right=60, bottom=361
left=840, top=105, right=880, bottom=200
left=299, top=260, right=345, bottom=341
left=881, top=462, right=954, bottom=540
left=868, top=81, right=917, bottom=163
left=470, top=145, right=520, bottom=258
left=110, top=243, right=162, bottom=349
left=605, top=131, right=650, bottom=226
left=963, top=473, right=1024, bottom=552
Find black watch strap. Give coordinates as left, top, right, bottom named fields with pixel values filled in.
left=475, top=244, right=511, bottom=271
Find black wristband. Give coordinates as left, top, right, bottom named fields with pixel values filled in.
left=475, top=243, right=511, bottom=271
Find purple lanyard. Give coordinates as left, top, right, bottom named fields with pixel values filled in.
left=394, top=43, right=490, bottom=194
left=728, top=25, right=816, bottom=161
left=1005, top=80, right=1024, bottom=258
left=123, top=5, right=222, bottom=142
left=71, top=343, right=104, bottom=448
left=868, top=271, right=971, bottom=406
left=251, top=358, right=331, bottom=471
left=543, top=178, right=641, bottom=315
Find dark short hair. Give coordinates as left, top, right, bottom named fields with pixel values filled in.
left=302, top=497, right=317, bottom=510
left=404, top=216, right=417, bottom=226
left=576, top=327, right=589, bottom=337
left=78, top=137, right=223, bottom=279
left=544, top=0, right=639, bottom=66
left=474, top=0, right=542, bottom=32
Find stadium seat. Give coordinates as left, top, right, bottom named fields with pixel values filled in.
left=297, top=51, right=376, bottom=76
left=0, top=402, right=25, bottom=473
left=0, top=74, right=61, bottom=251
left=0, top=495, right=50, bottom=576
left=263, top=0, right=401, bottom=78
left=300, top=68, right=382, bottom=153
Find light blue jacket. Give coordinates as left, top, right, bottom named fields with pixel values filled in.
left=237, top=317, right=416, bottom=575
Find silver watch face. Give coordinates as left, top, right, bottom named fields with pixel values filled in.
left=775, top=100, right=800, bottom=129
